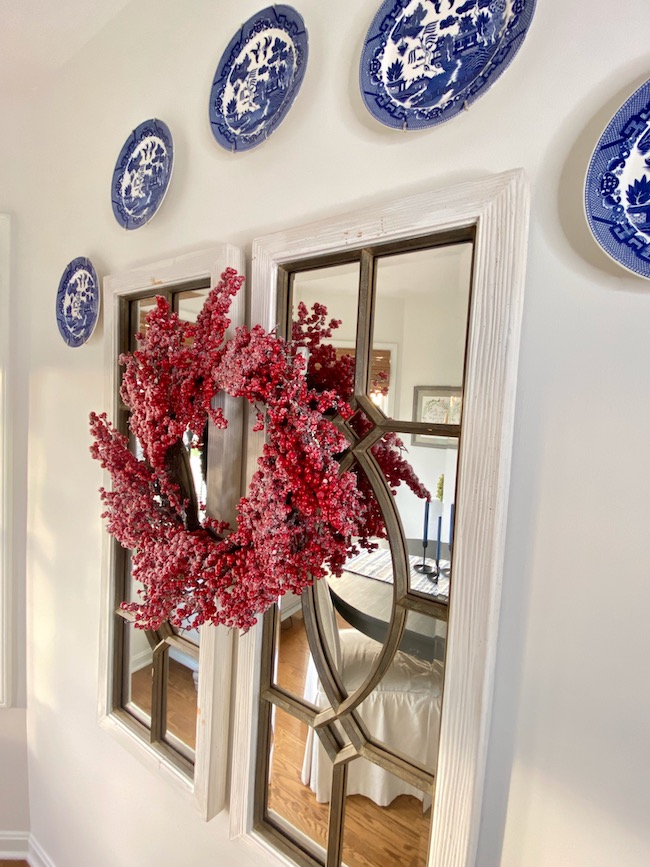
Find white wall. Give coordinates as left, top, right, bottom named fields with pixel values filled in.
left=1, top=1, right=649, bottom=865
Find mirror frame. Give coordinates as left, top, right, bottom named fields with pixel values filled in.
left=230, top=170, right=530, bottom=867
left=98, top=245, right=245, bottom=820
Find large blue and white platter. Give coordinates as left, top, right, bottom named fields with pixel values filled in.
left=360, top=0, right=536, bottom=130
left=209, top=5, right=308, bottom=152
left=56, top=257, right=100, bottom=348
left=111, top=119, right=173, bottom=230
left=585, top=79, right=650, bottom=279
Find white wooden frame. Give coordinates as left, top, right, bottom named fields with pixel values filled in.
left=0, top=215, right=11, bottom=708
left=98, top=245, right=245, bottom=820
left=230, top=170, right=530, bottom=866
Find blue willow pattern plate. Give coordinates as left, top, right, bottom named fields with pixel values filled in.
left=56, top=257, right=100, bottom=347
left=360, top=0, right=536, bottom=130
left=585, top=79, right=650, bottom=279
left=111, top=119, right=173, bottom=230
left=209, top=5, right=308, bottom=152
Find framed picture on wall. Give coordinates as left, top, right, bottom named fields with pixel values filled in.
left=412, top=385, right=461, bottom=448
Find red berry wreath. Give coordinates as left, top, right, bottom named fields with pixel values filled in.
left=90, top=268, right=428, bottom=631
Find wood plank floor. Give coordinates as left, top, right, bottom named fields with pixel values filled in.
left=268, top=613, right=431, bottom=867
left=129, top=614, right=432, bottom=865
left=131, top=657, right=197, bottom=750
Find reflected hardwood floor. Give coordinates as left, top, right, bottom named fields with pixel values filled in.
left=269, top=613, right=431, bottom=867
left=131, top=657, right=197, bottom=750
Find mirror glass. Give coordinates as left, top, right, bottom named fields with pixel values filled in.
left=267, top=706, right=329, bottom=855
left=164, top=644, right=198, bottom=758
left=123, top=620, right=152, bottom=726
left=176, top=287, right=209, bottom=325
left=134, top=297, right=157, bottom=343
left=291, top=262, right=360, bottom=405
left=372, top=244, right=472, bottom=425
left=272, top=597, right=322, bottom=705
left=341, top=756, right=431, bottom=867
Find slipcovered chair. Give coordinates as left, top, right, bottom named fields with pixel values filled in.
left=301, top=576, right=444, bottom=807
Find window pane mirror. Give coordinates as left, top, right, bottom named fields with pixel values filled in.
left=100, top=245, right=244, bottom=820
left=232, top=171, right=530, bottom=867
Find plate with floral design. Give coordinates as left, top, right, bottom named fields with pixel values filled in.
left=111, top=119, right=173, bottom=230
left=360, top=0, right=536, bottom=130
left=209, top=5, right=308, bottom=151
left=56, top=257, right=100, bottom=347
left=585, top=79, right=650, bottom=279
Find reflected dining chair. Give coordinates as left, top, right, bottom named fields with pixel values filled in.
left=301, top=576, right=444, bottom=808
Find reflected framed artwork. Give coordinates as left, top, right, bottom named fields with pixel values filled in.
left=413, top=385, right=461, bottom=448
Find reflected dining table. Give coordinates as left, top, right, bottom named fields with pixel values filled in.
left=326, top=548, right=449, bottom=663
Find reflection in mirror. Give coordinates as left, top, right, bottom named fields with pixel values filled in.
left=124, top=550, right=138, bottom=604
left=341, top=756, right=430, bottom=867
left=272, top=597, right=326, bottom=707
left=291, top=261, right=360, bottom=405
left=123, top=620, right=153, bottom=726
left=134, top=297, right=157, bottom=344
left=267, top=707, right=329, bottom=857
left=164, top=645, right=198, bottom=758
left=361, top=611, right=445, bottom=773
left=372, top=243, right=472, bottom=424
left=176, top=287, right=209, bottom=326
left=176, top=290, right=211, bottom=522
left=391, top=435, right=458, bottom=597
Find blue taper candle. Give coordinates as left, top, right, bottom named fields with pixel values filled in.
left=450, top=503, right=455, bottom=550
left=436, top=516, right=442, bottom=562
left=423, top=500, right=430, bottom=545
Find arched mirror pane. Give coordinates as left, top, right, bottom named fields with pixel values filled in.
left=341, top=756, right=431, bottom=867
left=372, top=243, right=472, bottom=424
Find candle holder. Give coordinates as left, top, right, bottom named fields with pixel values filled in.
left=413, top=547, right=439, bottom=581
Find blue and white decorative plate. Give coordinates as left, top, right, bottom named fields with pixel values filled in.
left=209, top=6, right=308, bottom=151
left=585, top=79, right=650, bottom=279
left=56, top=257, right=100, bottom=348
left=111, top=119, right=173, bottom=230
left=360, top=0, right=536, bottom=130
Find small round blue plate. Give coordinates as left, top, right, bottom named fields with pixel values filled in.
left=209, top=5, right=308, bottom=152
left=360, top=0, right=536, bottom=130
left=111, top=119, right=173, bottom=230
left=56, top=257, right=100, bottom=347
left=585, top=79, right=650, bottom=279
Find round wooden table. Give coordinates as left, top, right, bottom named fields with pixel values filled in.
left=326, top=570, right=448, bottom=662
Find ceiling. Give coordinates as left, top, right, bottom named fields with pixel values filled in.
left=0, top=0, right=131, bottom=97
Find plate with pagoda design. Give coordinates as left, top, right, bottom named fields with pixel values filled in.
left=55, top=257, right=100, bottom=347
left=360, top=0, right=536, bottom=130
left=585, top=78, right=650, bottom=279
left=209, top=5, right=308, bottom=152
left=111, top=119, right=173, bottom=230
